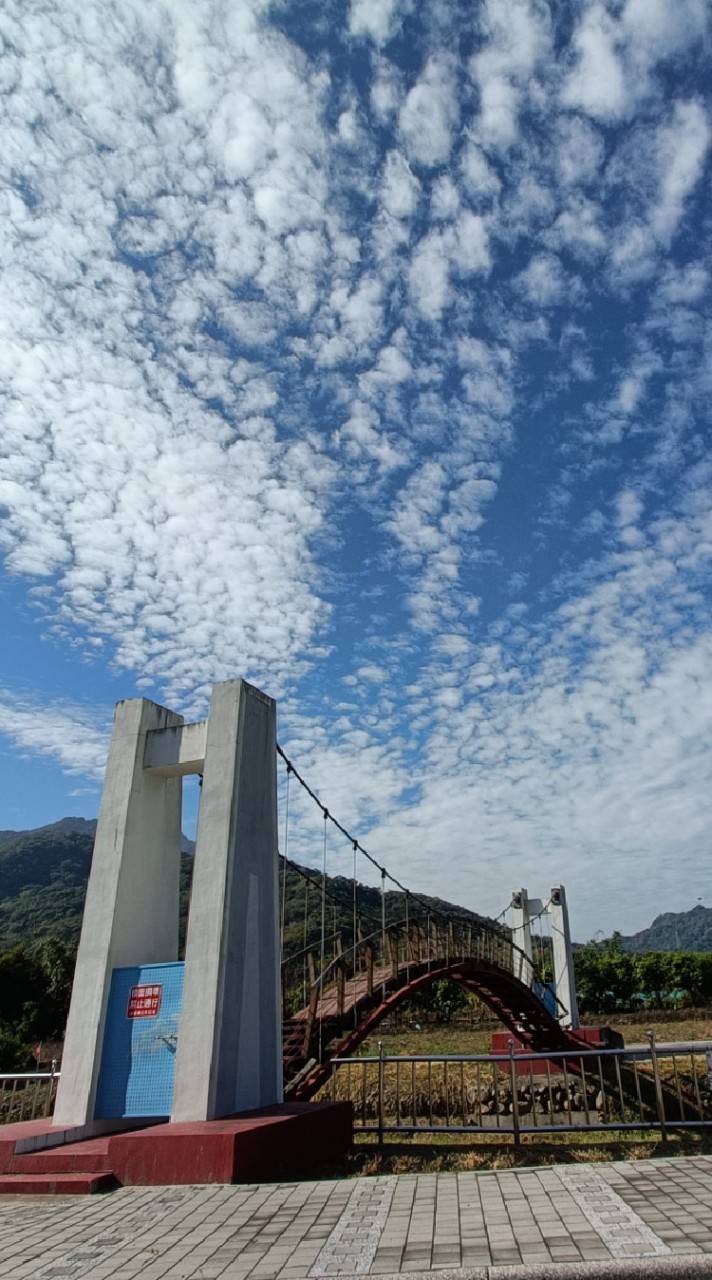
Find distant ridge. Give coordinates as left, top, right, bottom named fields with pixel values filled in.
left=619, top=904, right=712, bottom=954
left=0, top=816, right=195, bottom=856
left=0, top=816, right=97, bottom=853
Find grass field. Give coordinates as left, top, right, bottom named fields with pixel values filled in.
left=335, top=1013, right=712, bottom=1175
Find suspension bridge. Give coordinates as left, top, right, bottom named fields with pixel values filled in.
left=1, top=680, right=599, bottom=1194
left=276, top=745, right=590, bottom=1100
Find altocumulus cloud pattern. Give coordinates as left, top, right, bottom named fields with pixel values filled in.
left=0, top=0, right=710, bottom=937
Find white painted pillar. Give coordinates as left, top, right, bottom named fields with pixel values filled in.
left=511, top=887, right=536, bottom=983
left=549, top=884, right=580, bottom=1029
left=53, top=699, right=183, bottom=1128
left=171, top=680, right=282, bottom=1121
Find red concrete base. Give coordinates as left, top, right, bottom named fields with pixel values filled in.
left=0, top=1102, right=352, bottom=1194
left=0, top=1172, right=116, bottom=1195
left=490, top=1026, right=624, bottom=1075
left=110, top=1102, right=353, bottom=1186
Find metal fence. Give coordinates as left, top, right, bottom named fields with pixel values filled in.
left=328, top=1034, right=712, bottom=1144
left=0, top=1069, right=60, bottom=1125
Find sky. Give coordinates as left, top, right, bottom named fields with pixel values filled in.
left=0, top=0, right=711, bottom=942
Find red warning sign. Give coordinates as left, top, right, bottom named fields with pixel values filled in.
left=127, top=983, right=162, bottom=1019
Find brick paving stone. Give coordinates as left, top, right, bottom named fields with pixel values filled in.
left=6, top=1154, right=712, bottom=1277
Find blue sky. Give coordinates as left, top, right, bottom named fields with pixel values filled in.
left=0, top=0, right=710, bottom=939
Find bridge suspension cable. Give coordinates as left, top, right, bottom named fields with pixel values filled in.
left=276, top=743, right=452, bottom=926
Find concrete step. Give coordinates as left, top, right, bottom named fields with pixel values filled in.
left=10, top=1138, right=112, bottom=1175
left=0, top=1171, right=116, bottom=1195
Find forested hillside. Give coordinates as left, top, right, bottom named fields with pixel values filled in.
left=0, top=818, right=486, bottom=956
left=0, top=825, right=95, bottom=948
left=0, top=818, right=489, bottom=1068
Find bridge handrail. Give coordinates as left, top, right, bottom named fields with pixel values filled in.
left=281, top=931, right=344, bottom=970
left=300, top=914, right=556, bottom=1009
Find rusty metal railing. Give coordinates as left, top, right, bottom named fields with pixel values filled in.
left=328, top=1033, right=712, bottom=1144
left=0, top=1067, right=60, bottom=1125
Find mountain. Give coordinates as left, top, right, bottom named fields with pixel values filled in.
left=0, top=820, right=199, bottom=951
left=0, top=825, right=96, bottom=948
left=619, top=905, right=712, bottom=953
left=0, top=815, right=97, bottom=852
left=0, top=818, right=486, bottom=955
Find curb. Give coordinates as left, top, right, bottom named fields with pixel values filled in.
left=375, top=1261, right=712, bottom=1280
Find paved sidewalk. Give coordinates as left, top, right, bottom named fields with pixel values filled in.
left=1, top=1157, right=712, bottom=1280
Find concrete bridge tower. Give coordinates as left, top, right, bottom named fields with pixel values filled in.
left=53, top=679, right=283, bottom=1129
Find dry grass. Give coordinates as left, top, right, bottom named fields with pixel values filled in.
left=348, top=1129, right=712, bottom=1176
left=331, top=1013, right=712, bottom=1176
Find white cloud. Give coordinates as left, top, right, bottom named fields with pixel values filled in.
left=556, top=116, right=605, bottom=187
left=380, top=149, right=421, bottom=219
left=408, top=232, right=452, bottom=320
left=651, top=100, right=710, bottom=243
left=615, top=488, right=644, bottom=528
left=348, top=0, right=405, bottom=47
left=369, top=55, right=404, bottom=122
left=621, top=0, right=709, bottom=94
left=451, top=212, right=491, bottom=275
left=657, top=262, right=709, bottom=304
left=460, top=141, right=501, bottom=202
left=515, top=252, right=567, bottom=306
left=398, top=56, right=459, bottom=168
left=562, top=4, right=627, bottom=121
left=470, top=0, right=552, bottom=150
left=0, top=692, right=110, bottom=779
left=477, top=75, right=520, bottom=151
left=430, top=175, right=460, bottom=221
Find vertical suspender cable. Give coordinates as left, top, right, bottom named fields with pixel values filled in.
left=405, top=890, right=410, bottom=982
left=353, top=840, right=358, bottom=1029
left=302, top=876, right=309, bottom=1007
left=280, top=763, right=291, bottom=963
left=353, top=840, right=358, bottom=952
left=381, top=868, right=387, bottom=1002
left=319, top=809, right=328, bottom=1060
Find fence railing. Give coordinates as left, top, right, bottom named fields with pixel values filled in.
left=328, top=1034, right=712, bottom=1143
left=0, top=1069, right=60, bottom=1126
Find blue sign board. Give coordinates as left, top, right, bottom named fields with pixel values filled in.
left=533, top=979, right=557, bottom=1018
left=95, top=961, right=185, bottom=1118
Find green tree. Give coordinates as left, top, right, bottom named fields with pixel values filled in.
left=671, top=952, right=706, bottom=1005
left=574, top=935, right=638, bottom=1012
left=634, top=952, right=672, bottom=1006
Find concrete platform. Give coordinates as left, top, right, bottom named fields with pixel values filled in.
left=0, top=1102, right=352, bottom=1193
left=2, top=1155, right=712, bottom=1277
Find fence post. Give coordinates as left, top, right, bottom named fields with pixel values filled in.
left=377, top=1040, right=385, bottom=1146
left=43, top=1062, right=57, bottom=1119
left=337, top=956, right=346, bottom=1023
left=304, top=983, right=320, bottom=1056
left=508, top=1040, right=521, bottom=1147
left=647, top=1029, right=668, bottom=1144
